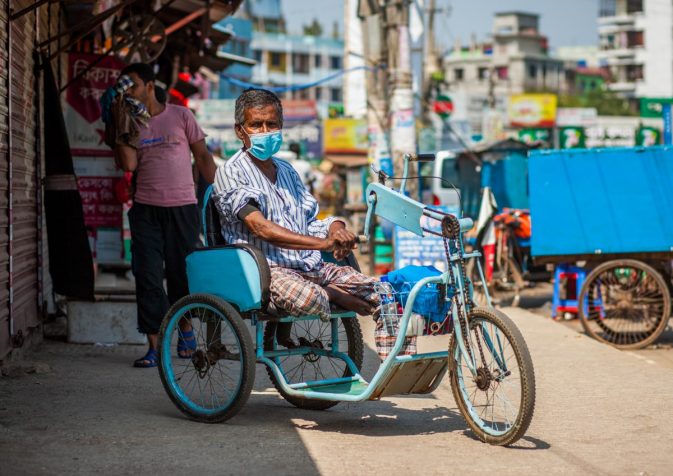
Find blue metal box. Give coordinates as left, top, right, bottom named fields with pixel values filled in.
left=529, top=146, right=673, bottom=259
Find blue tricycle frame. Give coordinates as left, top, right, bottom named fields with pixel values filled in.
left=157, top=153, right=536, bottom=446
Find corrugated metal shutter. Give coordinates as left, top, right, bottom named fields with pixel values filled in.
left=0, top=0, right=40, bottom=358
left=0, top=0, right=10, bottom=355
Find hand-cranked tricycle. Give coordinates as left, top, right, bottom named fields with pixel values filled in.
left=157, top=152, right=536, bottom=446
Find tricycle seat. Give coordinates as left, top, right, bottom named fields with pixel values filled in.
left=188, top=187, right=360, bottom=317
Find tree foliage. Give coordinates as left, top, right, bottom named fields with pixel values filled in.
left=558, top=88, right=636, bottom=116
left=303, top=18, right=323, bottom=37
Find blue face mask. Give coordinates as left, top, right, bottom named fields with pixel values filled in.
left=246, top=130, right=283, bottom=161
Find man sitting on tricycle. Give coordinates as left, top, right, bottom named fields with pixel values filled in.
left=212, top=88, right=379, bottom=344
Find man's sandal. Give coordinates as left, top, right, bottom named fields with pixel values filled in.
left=177, top=329, right=197, bottom=359
left=133, top=348, right=159, bottom=368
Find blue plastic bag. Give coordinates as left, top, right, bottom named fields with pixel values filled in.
left=385, top=265, right=451, bottom=323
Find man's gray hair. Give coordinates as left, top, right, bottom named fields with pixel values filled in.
left=235, top=88, right=283, bottom=127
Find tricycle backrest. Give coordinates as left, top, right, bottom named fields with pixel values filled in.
left=202, top=185, right=226, bottom=247
left=186, top=244, right=270, bottom=312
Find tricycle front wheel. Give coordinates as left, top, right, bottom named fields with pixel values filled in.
left=449, top=307, right=536, bottom=446
left=158, top=294, right=256, bottom=423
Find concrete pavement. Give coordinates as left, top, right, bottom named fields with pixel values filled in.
left=1, top=307, right=673, bottom=475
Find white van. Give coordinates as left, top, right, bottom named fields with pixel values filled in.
left=420, top=150, right=461, bottom=208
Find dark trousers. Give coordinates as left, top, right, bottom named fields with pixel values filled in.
left=128, top=203, right=200, bottom=335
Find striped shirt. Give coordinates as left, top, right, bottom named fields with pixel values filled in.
left=213, top=149, right=340, bottom=272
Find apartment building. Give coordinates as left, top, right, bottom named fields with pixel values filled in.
left=444, top=12, right=564, bottom=97
left=598, top=0, right=673, bottom=98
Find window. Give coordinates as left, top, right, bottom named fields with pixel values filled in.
left=292, top=53, right=310, bottom=74
left=599, top=0, right=616, bottom=17
left=440, top=157, right=460, bottom=189
left=330, top=87, right=342, bottom=102
left=626, top=0, right=643, bottom=14
left=454, top=68, right=464, bottom=81
left=269, top=52, right=286, bottom=72
left=478, top=67, right=488, bottom=80
left=627, top=31, right=644, bottom=48
left=626, top=64, right=644, bottom=81
left=253, top=49, right=262, bottom=63
left=314, top=54, right=322, bottom=68
left=315, top=87, right=322, bottom=100
left=528, top=64, right=537, bottom=79
left=496, top=66, right=509, bottom=80
left=329, top=55, right=341, bottom=70
left=298, top=88, right=310, bottom=100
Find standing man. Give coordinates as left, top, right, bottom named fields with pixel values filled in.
left=112, top=63, right=216, bottom=367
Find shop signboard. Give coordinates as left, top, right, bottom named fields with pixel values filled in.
left=507, top=94, right=557, bottom=128
left=518, top=128, right=551, bottom=145
left=585, top=125, right=635, bottom=148
left=636, top=126, right=662, bottom=146
left=640, top=97, right=673, bottom=119
left=393, top=206, right=458, bottom=272
left=559, top=127, right=587, bottom=149
left=556, top=107, right=597, bottom=127
left=64, top=53, right=126, bottom=156
left=323, top=118, right=368, bottom=154
left=73, top=157, right=123, bottom=229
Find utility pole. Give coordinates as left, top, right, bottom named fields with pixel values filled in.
left=383, top=0, right=418, bottom=198
left=358, top=0, right=391, bottom=177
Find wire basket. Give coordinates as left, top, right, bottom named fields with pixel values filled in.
left=374, top=281, right=452, bottom=337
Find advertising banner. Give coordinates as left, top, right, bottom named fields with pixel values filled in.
left=636, top=126, right=662, bottom=146
left=559, top=127, right=587, bottom=149
left=508, top=94, right=557, bottom=128
left=64, top=53, right=126, bottom=156
left=518, top=128, right=551, bottom=145
left=557, top=107, right=598, bottom=127
left=73, top=157, right=123, bottom=229
left=640, top=98, right=673, bottom=119
left=323, top=118, right=368, bottom=154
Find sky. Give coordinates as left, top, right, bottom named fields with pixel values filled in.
left=281, top=0, right=600, bottom=51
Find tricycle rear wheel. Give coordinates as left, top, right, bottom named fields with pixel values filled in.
left=263, top=317, right=364, bottom=410
left=158, top=294, right=256, bottom=423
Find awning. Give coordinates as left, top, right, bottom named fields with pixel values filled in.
left=325, top=155, right=370, bottom=168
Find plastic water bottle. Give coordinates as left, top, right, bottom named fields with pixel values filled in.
left=377, top=276, right=397, bottom=335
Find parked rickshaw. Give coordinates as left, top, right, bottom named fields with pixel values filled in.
left=529, top=146, right=673, bottom=350
left=157, top=153, right=536, bottom=446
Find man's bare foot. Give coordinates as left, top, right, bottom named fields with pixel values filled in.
left=325, top=285, right=376, bottom=316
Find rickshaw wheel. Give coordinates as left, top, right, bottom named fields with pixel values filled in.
left=263, top=317, right=364, bottom=410
left=158, top=294, right=256, bottom=423
left=578, top=260, right=671, bottom=350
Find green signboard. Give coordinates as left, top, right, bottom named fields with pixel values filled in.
left=636, top=126, right=661, bottom=146
left=559, top=126, right=586, bottom=149
left=518, top=128, right=551, bottom=145
left=640, top=98, right=673, bottom=118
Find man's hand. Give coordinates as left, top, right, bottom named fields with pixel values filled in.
left=328, top=221, right=356, bottom=261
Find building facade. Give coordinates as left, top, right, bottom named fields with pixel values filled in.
left=443, top=12, right=565, bottom=98
left=598, top=0, right=673, bottom=99
left=250, top=32, right=344, bottom=117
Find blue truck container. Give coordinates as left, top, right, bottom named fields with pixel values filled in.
left=529, top=146, right=673, bottom=261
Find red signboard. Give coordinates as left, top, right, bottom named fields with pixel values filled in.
left=77, top=176, right=123, bottom=228
left=64, top=53, right=126, bottom=156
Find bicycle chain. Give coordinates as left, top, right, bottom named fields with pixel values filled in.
left=441, top=216, right=488, bottom=370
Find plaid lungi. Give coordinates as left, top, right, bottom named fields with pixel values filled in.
left=269, top=262, right=379, bottom=321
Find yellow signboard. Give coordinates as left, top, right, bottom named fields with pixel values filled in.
left=323, top=118, right=368, bottom=154
left=508, top=94, right=557, bottom=128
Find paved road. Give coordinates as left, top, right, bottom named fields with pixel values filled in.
left=2, top=307, right=673, bottom=475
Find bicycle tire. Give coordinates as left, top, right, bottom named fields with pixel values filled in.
left=449, top=307, right=536, bottom=446
left=263, top=317, right=364, bottom=410
left=158, top=294, right=256, bottom=423
left=578, top=260, right=671, bottom=350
